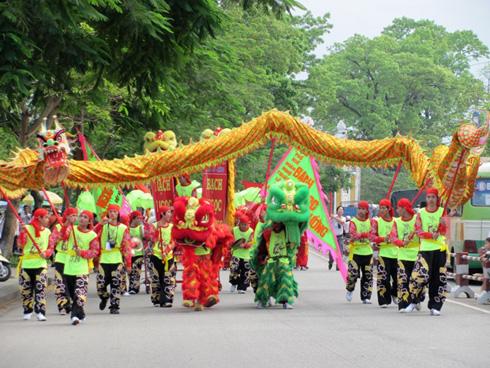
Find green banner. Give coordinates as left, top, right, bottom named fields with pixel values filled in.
left=267, top=147, right=347, bottom=280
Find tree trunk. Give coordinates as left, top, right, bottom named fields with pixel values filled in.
left=0, top=199, right=19, bottom=259
left=31, top=190, right=44, bottom=209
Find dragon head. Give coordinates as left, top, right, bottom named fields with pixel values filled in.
left=171, top=196, right=215, bottom=247
left=36, top=116, right=70, bottom=186
left=456, top=111, right=489, bottom=155
left=266, top=180, right=310, bottom=244
left=144, top=130, right=177, bottom=153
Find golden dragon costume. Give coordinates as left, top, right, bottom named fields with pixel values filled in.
left=1, top=110, right=488, bottom=208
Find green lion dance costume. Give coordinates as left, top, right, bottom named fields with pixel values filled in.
left=250, top=180, right=310, bottom=309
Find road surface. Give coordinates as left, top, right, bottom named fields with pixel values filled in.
left=1, top=250, right=489, bottom=368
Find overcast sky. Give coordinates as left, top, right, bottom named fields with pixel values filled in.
left=294, top=0, right=490, bottom=76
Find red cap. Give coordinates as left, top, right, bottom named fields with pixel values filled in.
left=62, top=207, right=78, bottom=222
left=238, top=215, right=251, bottom=225
left=397, top=198, right=415, bottom=216
left=158, top=206, right=171, bottom=219
left=129, top=210, right=143, bottom=222
left=358, top=201, right=369, bottom=210
left=379, top=198, right=394, bottom=217
left=80, top=210, right=94, bottom=222
left=426, top=188, right=439, bottom=197
left=33, top=208, right=48, bottom=218
left=31, top=208, right=49, bottom=237
left=107, top=204, right=120, bottom=212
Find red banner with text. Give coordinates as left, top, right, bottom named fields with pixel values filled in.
left=150, top=177, right=176, bottom=215
left=202, top=162, right=228, bottom=222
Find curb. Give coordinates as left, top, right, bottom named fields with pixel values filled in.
left=0, top=276, right=54, bottom=310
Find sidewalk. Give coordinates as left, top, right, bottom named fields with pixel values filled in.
left=0, top=276, right=19, bottom=308
left=0, top=267, right=55, bottom=312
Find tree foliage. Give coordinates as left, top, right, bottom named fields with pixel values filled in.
left=307, top=17, right=489, bottom=147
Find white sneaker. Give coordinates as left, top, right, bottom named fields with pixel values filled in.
left=23, top=313, right=32, bottom=320
left=415, top=303, right=421, bottom=311
left=237, top=290, right=245, bottom=294
left=128, top=290, right=136, bottom=295
left=123, top=292, right=130, bottom=297
left=36, top=313, right=47, bottom=321
left=362, top=299, right=372, bottom=304
left=71, top=317, right=80, bottom=325
left=430, top=309, right=441, bottom=316
left=256, top=302, right=266, bottom=309
left=282, top=303, right=294, bottom=309
left=230, top=285, right=237, bottom=293
left=402, top=303, right=417, bottom=313
left=380, top=304, right=388, bottom=308
left=345, top=291, right=353, bottom=302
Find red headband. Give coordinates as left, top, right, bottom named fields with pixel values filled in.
left=426, top=188, right=440, bottom=206
left=62, top=207, right=78, bottom=222
left=80, top=210, right=94, bottom=222
left=238, top=215, right=251, bottom=225
left=397, top=198, right=414, bottom=216
left=358, top=201, right=369, bottom=210
left=129, top=210, right=143, bottom=222
left=426, top=188, right=439, bottom=197
left=33, top=208, right=48, bottom=218
left=107, top=204, right=120, bottom=212
left=31, top=208, right=49, bottom=237
left=379, top=198, right=394, bottom=217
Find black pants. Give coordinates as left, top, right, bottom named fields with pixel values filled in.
left=19, top=267, right=47, bottom=315
left=229, top=257, right=251, bottom=291
left=66, top=275, right=89, bottom=320
left=409, top=250, right=447, bottom=311
left=96, top=263, right=123, bottom=311
left=397, top=260, right=415, bottom=310
left=377, top=256, right=398, bottom=306
left=149, top=255, right=176, bottom=306
left=54, top=262, right=71, bottom=312
left=129, top=255, right=144, bottom=293
left=346, top=254, right=373, bottom=301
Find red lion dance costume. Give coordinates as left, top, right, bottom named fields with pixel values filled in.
left=172, top=196, right=233, bottom=311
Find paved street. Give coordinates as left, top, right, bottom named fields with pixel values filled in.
left=1, top=250, right=489, bottom=368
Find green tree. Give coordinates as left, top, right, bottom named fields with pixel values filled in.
left=307, top=17, right=489, bottom=147
left=0, top=0, right=303, bottom=257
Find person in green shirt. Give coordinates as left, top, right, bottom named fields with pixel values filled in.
left=18, top=208, right=52, bottom=321
left=372, top=199, right=397, bottom=308
left=150, top=206, right=176, bottom=307
left=345, top=201, right=373, bottom=304
left=51, top=207, right=78, bottom=315
left=403, top=188, right=448, bottom=316
left=128, top=210, right=154, bottom=294
left=229, top=215, right=254, bottom=294
left=390, top=198, right=422, bottom=311
left=62, top=210, right=99, bottom=325
left=94, top=204, right=132, bottom=315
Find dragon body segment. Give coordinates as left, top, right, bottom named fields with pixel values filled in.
left=0, top=110, right=488, bottom=208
